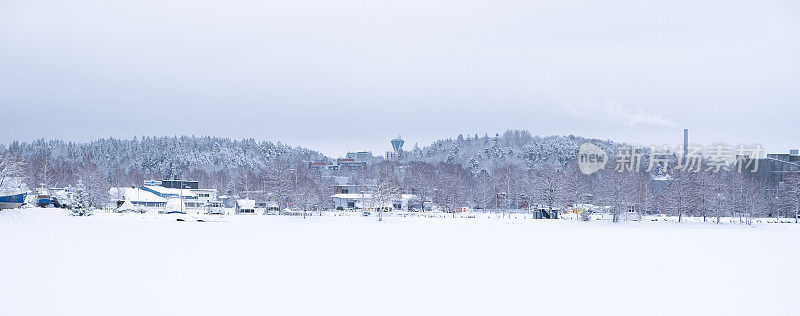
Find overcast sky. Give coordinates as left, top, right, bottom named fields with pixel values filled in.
left=1, top=0, right=798, bottom=157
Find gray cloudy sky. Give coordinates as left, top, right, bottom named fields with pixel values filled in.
left=1, top=0, right=798, bottom=157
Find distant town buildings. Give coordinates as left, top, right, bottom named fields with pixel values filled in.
left=308, top=151, right=372, bottom=173
left=742, top=149, right=800, bottom=183
left=308, top=136, right=408, bottom=172
left=346, top=151, right=373, bottom=161
left=333, top=184, right=365, bottom=194
left=336, top=158, right=368, bottom=171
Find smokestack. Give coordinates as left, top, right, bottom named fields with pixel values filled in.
left=683, top=129, right=688, bottom=161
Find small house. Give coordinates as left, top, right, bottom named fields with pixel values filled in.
left=236, top=199, right=258, bottom=214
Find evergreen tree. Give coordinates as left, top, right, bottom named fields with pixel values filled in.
left=72, top=179, right=92, bottom=216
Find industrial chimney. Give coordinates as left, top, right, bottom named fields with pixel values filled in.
left=683, top=129, right=689, bottom=161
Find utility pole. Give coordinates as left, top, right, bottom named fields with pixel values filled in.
left=301, top=193, right=306, bottom=219
left=288, top=168, right=297, bottom=213
left=495, top=192, right=499, bottom=218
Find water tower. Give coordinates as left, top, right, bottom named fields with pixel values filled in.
left=386, top=136, right=405, bottom=160
left=391, top=136, right=404, bottom=154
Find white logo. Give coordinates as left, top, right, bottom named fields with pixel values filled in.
left=578, top=143, right=608, bottom=175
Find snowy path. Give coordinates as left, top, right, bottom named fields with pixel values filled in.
left=1, top=209, right=798, bottom=315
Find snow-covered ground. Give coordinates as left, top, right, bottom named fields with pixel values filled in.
left=1, top=208, right=799, bottom=315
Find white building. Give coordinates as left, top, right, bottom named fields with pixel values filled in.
left=141, top=185, right=198, bottom=199
left=191, top=188, right=220, bottom=207
left=331, top=193, right=418, bottom=211
left=109, top=187, right=168, bottom=209
left=256, top=201, right=281, bottom=214
left=331, top=193, right=367, bottom=210
left=236, top=199, right=258, bottom=214
left=110, top=182, right=221, bottom=211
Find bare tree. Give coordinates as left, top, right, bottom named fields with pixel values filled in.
left=628, top=171, right=654, bottom=221
left=494, top=164, right=520, bottom=218
left=597, top=168, right=636, bottom=223
left=264, top=159, right=294, bottom=210
left=295, top=183, right=315, bottom=218
left=235, top=167, right=259, bottom=198
left=295, top=170, right=329, bottom=217
left=531, top=165, right=565, bottom=217
left=666, top=171, right=694, bottom=222
left=475, top=170, right=494, bottom=212
left=432, top=163, right=469, bottom=217
left=708, top=172, right=729, bottom=224
left=783, top=174, right=800, bottom=223
left=366, top=162, right=401, bottom=221
left=402, top=162, right=437, bottom=208
left=693, top=171, right=715, bottom=222
left=77, top=161, right=110, bottom=209
left=563, top=162, right=589, bottom=214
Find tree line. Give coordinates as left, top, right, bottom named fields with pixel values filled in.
left=2, top=133, right=798, bottom=222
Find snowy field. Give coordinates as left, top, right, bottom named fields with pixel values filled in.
left=1, top=209, right=799, bottom=316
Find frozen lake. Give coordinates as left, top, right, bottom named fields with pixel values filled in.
left=1, top=208, right=798, bottom=315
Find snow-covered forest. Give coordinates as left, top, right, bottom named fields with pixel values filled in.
left=405, top=130, right=616, bottom=171
left=0, top=136, right=323, bottom=199
left=0, top=131, right=611, bottom=194
left=1, top=131, right=798, bottom=222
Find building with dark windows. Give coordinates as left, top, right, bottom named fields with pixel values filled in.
left=739, top=150, right=800, bottom=183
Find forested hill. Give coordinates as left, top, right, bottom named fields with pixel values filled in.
left=4, top=136, right=325, bottom=188
left=405, top=130, right=617, bottom=173
left=2, top=132, right=617, bottom=192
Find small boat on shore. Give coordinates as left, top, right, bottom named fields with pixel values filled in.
left=0, top=192, right=27, bottom=210
left=34, top=187, right=54, bottom=207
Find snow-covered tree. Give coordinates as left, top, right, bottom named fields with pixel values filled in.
left=6, top=136, right=326, bottom=193
left=71, top=179, right=92, bottom=216
left=596, top=168, right=636, bottom=223
left=432, top=163, right=470, bottom=217
left=468, top=157, right=481, bottom=178
left=531, top=165, right=565, bottom=215
left=77, top=162, right=110, bottom=209
left=0, top=153, right=25, bottom=188
left=366, top=162, right=401, bottom=221
left=781, top=174, right=800, bottom=223
left=664, top=171, right=693, bottom=222
left=563, top=162, right=590, bottom=216
left=494, top=164, right=521, bottom=217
